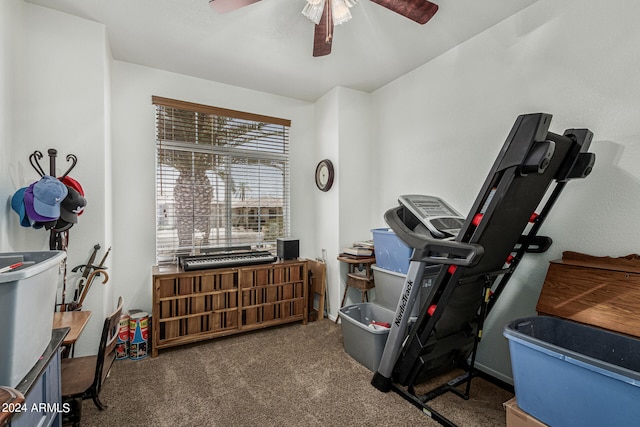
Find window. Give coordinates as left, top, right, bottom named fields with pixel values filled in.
left=153, top=96, right=291, bottom=263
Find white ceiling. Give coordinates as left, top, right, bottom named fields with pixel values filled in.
left=25, top=0, right=538, bottom=101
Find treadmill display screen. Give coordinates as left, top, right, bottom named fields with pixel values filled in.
left=398, top=195, right=465, bottom=239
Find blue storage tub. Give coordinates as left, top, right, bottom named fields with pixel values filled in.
left=371, top=228, right=412, bottom=274
left=504, top=316, right=640, bottom=427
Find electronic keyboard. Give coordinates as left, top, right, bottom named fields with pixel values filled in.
left=180, top=249, right=277, bottom=271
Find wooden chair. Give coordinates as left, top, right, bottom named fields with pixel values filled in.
left=0, top=386, right=24, bottom=426
left=61, top=296, right=123, bottom=426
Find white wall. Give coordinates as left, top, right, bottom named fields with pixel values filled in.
left=337, top=88, right=373, bottom=250
left=370, top=0, right=640, bottom=382
left=3, top=2, right=113, bottom=356
left=110, top=61, right=316, bottom=316
left=314, top=87, right=374, bottom=319
left=314, top=89, right=341, bottom=316
left=0, top=0, right=22, bottom=250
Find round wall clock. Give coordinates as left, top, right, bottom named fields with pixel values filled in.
left=315, top=159, right=334, bottom=192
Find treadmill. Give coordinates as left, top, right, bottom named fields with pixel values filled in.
left=370, top=113, right=596, bottom=426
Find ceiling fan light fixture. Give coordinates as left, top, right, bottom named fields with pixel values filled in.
left=303, top=0, right=358, bottom=26
left=302, top=0, right=326, bottom=25
left=332, top=0, right=353, bottom=26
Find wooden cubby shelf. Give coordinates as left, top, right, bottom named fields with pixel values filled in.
left=151, top=259, right=308, bottom=357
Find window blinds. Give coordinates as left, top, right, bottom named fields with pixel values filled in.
left=153, top=96, right=291, bottom=264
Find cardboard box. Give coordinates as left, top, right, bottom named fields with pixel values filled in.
left=504, top=398, right=548, bottom=427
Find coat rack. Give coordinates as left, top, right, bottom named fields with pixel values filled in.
left=29, top=149, right=77, bottom=180
left=28, top=148, right=78, bottom=250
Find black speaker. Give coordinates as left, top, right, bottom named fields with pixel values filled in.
left=277, top=238, right=299, bottom=260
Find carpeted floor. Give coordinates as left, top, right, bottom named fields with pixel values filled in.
left=80, top=319, right=512, bottom=426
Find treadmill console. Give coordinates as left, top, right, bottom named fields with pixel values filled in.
left=398, top=195, right=465, bottom=239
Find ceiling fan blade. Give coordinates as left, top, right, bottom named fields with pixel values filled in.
left=209, top=0, right=261, bottom=14
left=313, top=0, right=333, bottom=57
left=370, top=0, right=438, bottom=24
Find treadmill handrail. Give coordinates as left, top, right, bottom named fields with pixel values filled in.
left=384, top=206, right=484, bottom=267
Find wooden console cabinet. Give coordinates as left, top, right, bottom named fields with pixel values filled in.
left=151, top=260, right=308, bottom=357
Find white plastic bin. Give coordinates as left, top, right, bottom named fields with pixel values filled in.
left=371, top=264, right=441, bottom=313
left=0, top=251, right=66, bottom=387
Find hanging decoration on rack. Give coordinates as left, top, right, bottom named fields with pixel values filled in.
left=10, top=149, right=87, bottom=250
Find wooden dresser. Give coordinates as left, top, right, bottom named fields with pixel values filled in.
left=151, top=259, right=308, bottom=357
left=536, top=251, right=640, bottom=338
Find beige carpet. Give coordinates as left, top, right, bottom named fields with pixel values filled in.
left=80, top=319, right=512, bottom=426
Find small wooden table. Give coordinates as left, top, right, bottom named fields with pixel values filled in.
left=52, top=311, right=92, bottom=357
left=336, top=255, right=376, bottom=322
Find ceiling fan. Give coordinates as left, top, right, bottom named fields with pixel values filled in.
left=208, top=0, right=439, bottom=57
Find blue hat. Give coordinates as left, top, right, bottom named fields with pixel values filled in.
left=32, top=176, right=68, bottom=219
left=25, top=182, right=58, bottom=222
left=11, top=187, right=32, bottom=227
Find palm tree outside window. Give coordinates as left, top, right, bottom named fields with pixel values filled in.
left=153, top=96, right=291, bottom=264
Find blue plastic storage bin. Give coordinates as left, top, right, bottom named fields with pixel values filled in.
left=371, top=228, right=412, bottom=274
left=504, top=316, right=640, bottom=427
